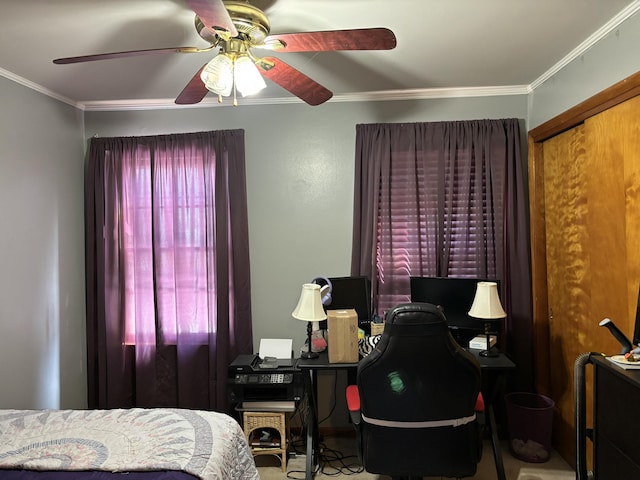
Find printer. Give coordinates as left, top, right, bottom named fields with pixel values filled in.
left=227, top=354, right=303, bottom=405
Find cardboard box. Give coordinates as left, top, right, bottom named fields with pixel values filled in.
left=327, top=309, right=359, bottom=363
left=370, top=322, right=385, bottom=336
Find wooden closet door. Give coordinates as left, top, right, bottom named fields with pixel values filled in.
left=542, top=124, right=590, bottom=457
left=540, top=95, right=640, bottom=464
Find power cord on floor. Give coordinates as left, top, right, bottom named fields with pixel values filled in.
left=283, top=440, right=365, bottom=479
left=315, top=440, right=364, bottom=476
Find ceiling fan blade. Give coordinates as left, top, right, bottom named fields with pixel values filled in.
left=256, top=57, right=332, bottom=106
left=53, top=46, right=209, bottom=64
left=186, top=0, right=238, bottom=37
left=260, top=27, right=396, bottom=52
left=175, top=65, right=210, bottom=104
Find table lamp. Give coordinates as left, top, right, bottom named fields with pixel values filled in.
left=468, top=281, right=506, bottom=357
left=292, top=283, right=327, bottom=359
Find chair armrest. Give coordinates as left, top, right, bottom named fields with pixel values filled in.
left=346, top=385, right=361, bottom=425
left=346, top=385, right=360, bottom=411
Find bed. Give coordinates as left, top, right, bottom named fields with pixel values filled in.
left=0, top=408, right=260, bottom=480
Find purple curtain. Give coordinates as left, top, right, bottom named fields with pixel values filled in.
left=352, top=119, right=533, bottom=390
left=85, top=130, right=253, bottom=410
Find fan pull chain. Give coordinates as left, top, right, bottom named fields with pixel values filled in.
left=233, top=82, right=238, bottom=106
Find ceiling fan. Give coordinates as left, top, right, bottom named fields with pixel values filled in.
left=53, top=0, right=397, bottom=106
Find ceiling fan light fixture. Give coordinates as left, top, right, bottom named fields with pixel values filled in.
left=234, top=55, right=266, bottom=96
left=200, top=54, right=234, bottom=96
left=55, top=0, right=398, bottom=107
left=224, top=1, right=270, bottom=43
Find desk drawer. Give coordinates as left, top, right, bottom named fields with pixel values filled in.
left=595, top=434, right=640, bottom=479
left=595, top=362, right=640, bottom=468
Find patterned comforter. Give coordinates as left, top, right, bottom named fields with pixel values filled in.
left=0, top=408, right=259, bottom=480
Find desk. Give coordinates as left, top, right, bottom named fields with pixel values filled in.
left=297, top=350, right=515, bottom=480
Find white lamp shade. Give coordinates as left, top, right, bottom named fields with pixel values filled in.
left=200, top=54, right=233, bottom=96
left=234, top=55, right=267, bottom=96
left=468, top=281, right=506, bottom=319
left=292, top=283, right=327, bottom=322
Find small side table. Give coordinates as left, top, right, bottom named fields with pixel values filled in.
left=243, top=411, right=289, bottom=471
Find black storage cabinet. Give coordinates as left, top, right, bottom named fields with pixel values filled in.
left=592, top=355, right=640, bottom=478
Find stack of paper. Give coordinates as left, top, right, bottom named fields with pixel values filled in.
left=469, top=335, right=496, bottom=350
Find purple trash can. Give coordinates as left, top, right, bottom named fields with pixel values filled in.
left=505, top=392, right=555, bottom=463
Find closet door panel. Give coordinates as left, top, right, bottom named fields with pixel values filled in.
left=542, top=124, right=590, bottom=457
left=585, top=95, right=640, bottom=341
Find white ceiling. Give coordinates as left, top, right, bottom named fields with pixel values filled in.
left=1, top=0, right=638, bottom=110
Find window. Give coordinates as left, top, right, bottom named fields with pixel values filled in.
left=353, top=121, right=509, bottom=315
left=119, top=152, right=214, bottom=345
left=376, top=148, right=497, bottom=312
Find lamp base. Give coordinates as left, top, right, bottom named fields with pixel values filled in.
left=302, top=321, right=319, bottom=359
left=478, top=327, right=498, bottom=357
left=300, top=350, right=319, bottom=359
left=479, top=349, right=499, bottom=358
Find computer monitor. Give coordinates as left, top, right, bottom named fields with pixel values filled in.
left=410, top=276, right=501, bottom=339
left=325, top=276, right=373, bottom=333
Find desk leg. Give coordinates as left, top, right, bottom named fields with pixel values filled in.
left=303, top=369, right=319, bottom=480
left=488, top=403, right=506, bottom=480
left=481, top=367, right=509, bottom=480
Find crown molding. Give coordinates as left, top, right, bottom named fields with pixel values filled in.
left=79, top=85, right=531, bottom=111
left=0, top=66, right=79, bottom=108
left=530, top=0, right=640, bottom=90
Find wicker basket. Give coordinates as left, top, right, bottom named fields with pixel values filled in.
left=243, top=411, right=288, bottom=471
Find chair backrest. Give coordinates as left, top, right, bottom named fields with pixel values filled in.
left=356, top=302, right=482, bottom=478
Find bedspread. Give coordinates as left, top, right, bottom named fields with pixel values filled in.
left=0, top=408, right=259, bottom=480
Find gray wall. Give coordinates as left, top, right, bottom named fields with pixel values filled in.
left=0, top=77, right=86, bottom=409
left=1, top=8, right=640, bottom=412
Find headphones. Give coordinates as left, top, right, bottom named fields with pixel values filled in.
left=311, top=276, right=332, bottom=307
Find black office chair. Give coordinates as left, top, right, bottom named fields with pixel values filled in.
left=346, top=302, right=483, bottom=480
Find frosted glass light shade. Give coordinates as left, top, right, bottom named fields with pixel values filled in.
left=292, top=283, right=327, bottom=322
left=200, top=54, right=233, bottom=96
left=468, top=282, right=506, bottom=319
left=234, top=55, right=266, bottom=96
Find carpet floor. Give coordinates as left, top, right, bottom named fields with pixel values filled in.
left=254, top=433, right=574, bottom=480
